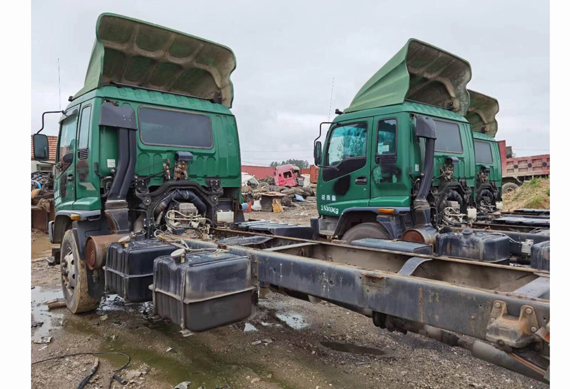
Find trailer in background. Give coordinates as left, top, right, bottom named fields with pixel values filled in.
left=498, top=140, right=549, bottom=193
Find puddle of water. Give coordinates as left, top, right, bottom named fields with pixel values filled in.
left=243, top=323, right=258, bottom=332
left=31, top=286, right=64, bottom=342
left=275, top=313, right=309, bottom=329
left=261, top=321, right=282, bottom=328
left=321, top=341, right=385, bottom=356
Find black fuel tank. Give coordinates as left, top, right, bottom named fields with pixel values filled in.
left=436, top=229, right=510, bottom=264
left=104, top=239, right=177, bottom=302
left=152, top=250, right=255, bottom=332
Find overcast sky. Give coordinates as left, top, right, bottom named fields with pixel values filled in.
left=32, top=0, right=549, bottom=164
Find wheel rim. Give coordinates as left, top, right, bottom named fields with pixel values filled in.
left=61, top=249, right=77, bottom=296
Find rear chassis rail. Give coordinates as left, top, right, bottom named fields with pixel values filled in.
left=206, top=228, right=549, bottom=381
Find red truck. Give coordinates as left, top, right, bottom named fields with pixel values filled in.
left=498, top=140, right=550, bottom=193
left=274, top=164, right=304, bottom=187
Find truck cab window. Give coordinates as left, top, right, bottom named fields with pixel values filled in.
left=139, top=107, right=213, bottom=148
left=474, top=140, right=493, bottom=164
left=325, top=123, right=367, bottom=166
left=434, top=120, right=462, bottom=153
left=58, top=116, right=78, bottom=167
left=78, top=105, right=92, bottom=159
left=377, top=119, right=397, bottom=155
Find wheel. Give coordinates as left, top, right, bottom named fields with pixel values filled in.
left=60, top=230, right=101, bottom=313
left=502, top=182, right=519, bottom=195
left=342, top=222, right=391, bottom=243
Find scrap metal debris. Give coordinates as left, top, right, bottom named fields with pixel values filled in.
left=33, top=336, right=52, bottom=344
left=47, top=300, right=67, bottom=310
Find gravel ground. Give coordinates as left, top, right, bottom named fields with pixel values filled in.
left=245, top=197, right=319, bottom=226
left=31, top=211, right=547, bottom=389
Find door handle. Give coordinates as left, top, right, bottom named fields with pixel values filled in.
left=355, top=176, right=367, bottom=185
left=67, top=174, right=74, bottom=182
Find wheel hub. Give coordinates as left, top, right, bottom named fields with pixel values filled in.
left=61, top=250, right=76, bottom=293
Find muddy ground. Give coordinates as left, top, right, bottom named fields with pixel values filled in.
left=32, top=213, right=546, bottom=388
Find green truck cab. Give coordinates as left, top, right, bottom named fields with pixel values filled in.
left=466, top=91, right=503, bottom=213
left=473, top=132, right=503, bottom=212
left=312, top=39, right=502, bottom=242
left=32, top=14, right=243, bottom=312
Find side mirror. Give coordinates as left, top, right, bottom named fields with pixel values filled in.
left=62, top=152, right=74, bottom=164
left=33, top=134, right=49, bottom=161
left=314, top=141, right=322, bottom=166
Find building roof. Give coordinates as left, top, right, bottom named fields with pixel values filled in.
left=31, top=135, right=57, bottom=161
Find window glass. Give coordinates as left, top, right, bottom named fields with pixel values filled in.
left=326, top=123, right=367, bottom=166
left=475, top=140, right=494, bottom=164
left=434, top=121, right=462, bottom=153
left=377, top=119, right=397, bottom=155
left=139, top=107, right=213, bottom=148
left=78, top=105, right=92, bottom=150
left=58, top=117, right=78, bottom=162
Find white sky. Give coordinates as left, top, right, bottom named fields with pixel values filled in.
left=31, top=0, right=549, bottom=163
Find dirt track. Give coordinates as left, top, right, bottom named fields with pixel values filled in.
left=31, top=220, right=546, bottom=389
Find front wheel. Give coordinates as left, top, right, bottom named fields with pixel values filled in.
left=60, top=230, right=101, bottom=313
left=342, top=222, right=391, bottom=243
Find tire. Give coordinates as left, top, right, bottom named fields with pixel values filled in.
left=60, top=230, right=101, bottom=313
left=502, top=182, right=519, bottom=195
left=342, top=222, right=391, bottom=243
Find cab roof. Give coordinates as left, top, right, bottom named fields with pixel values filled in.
left=335, top=100, right=468, bottom=124
left=73, top=13, right=236, bottom=108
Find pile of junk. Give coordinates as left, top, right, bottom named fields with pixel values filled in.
left=31, top=171, right=55, bottom=232
left=241, top=172, right=316, bottom=213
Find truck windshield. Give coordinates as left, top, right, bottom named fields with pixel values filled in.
left=474, top=140, right=493, bottom=164
left=139, top=107, right=213, bottom=148
left=326, top=122, right=368, bottom=166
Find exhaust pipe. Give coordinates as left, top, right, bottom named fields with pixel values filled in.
left=402, top=115, right=438, bottom=245
left=99, top=102, right=138, bottom=234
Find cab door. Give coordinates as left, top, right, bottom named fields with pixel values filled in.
left=75, top=103, right=100, bottom=206
left=369, top=114, right=410, bottom=208
left=317, top=118, right=372, bottom=217
left=54, top=111, right=78, bottom=210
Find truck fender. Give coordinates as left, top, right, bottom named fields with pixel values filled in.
left=333, top=208, right=411, bottom=239
left=52, top=215, right=72, bottom=244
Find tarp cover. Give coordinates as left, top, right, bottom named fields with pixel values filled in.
left=465, top=90, right=499, bottom=137
left=346, top=39, right=472, bottom=116
left=74, top=13, right=236, bottom=108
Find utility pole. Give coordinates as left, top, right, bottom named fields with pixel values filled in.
left=58, top=58, right=61, bottom=110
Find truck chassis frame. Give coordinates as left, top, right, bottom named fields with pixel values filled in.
left=177, top=228, right=551, bottom=382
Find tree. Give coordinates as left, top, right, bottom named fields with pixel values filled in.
left=270, top=159, right=309, bottom=168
